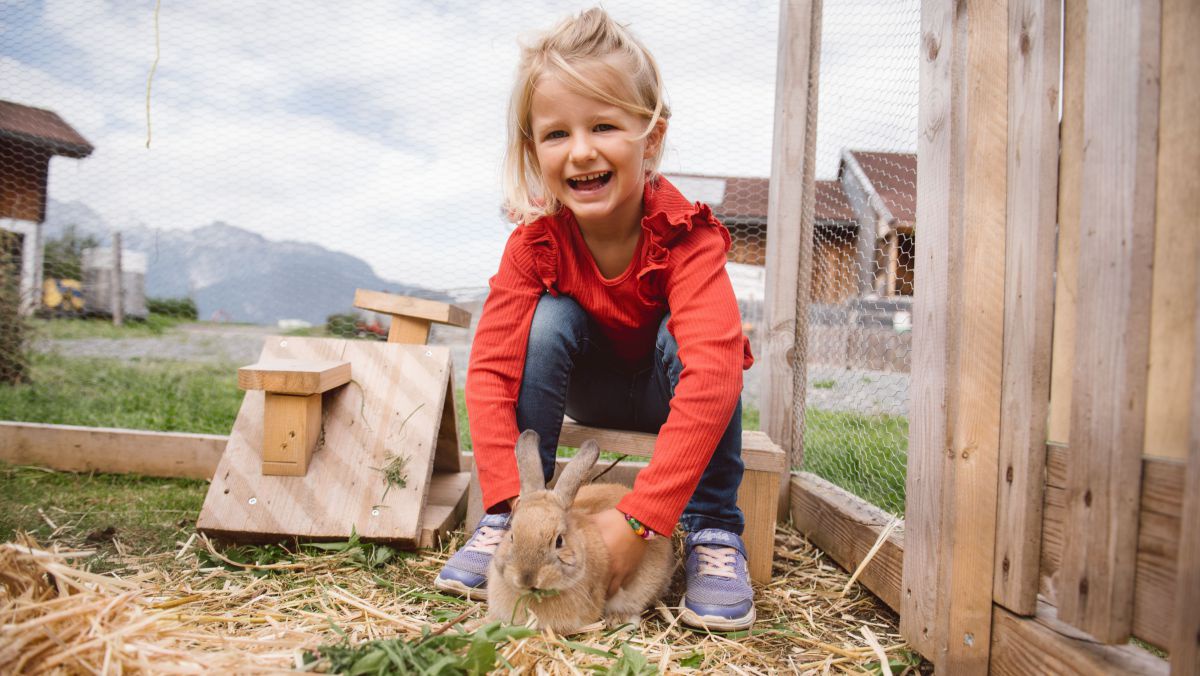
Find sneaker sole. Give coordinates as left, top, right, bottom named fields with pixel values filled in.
left=678, top=605, right=756, bottom=632
left=434, top=576, right=488, bottom=602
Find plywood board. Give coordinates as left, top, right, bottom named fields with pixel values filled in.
left=197, top=336, right=451, bottom=545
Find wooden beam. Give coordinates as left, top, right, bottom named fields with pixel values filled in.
left=990, top=601, right=1167, bottom=676
left=1059, top=0, right=1161, bottom=642
left=558, top=422, right=786, bottom=473
left=762, top=0, right=822, bottom=519
left=1144, top=0, right=1200, bottom=463
left=901, top=0, right=1008, bottom=671
left=352, top=289, right=471, bottom=328
left=993, top=0, right=1060, bottom=616
left=1172, top=52, right=1200, bottom=663
left=1046, top=0, right=1085, bottom=446
left=0, top=421, right=225, bottom=479
left=789, top=472, right=903, bottom=612
left=237, top=359, right=351, bottom=395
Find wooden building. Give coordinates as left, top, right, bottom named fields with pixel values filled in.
left=0, top=99, right=94, bottom=315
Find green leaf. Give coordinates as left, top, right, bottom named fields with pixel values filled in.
left=562, top=640, right=618, bottom=658
left=678, top=651, right=704, bottom=668
left=463, top=632, right=498, bottom=675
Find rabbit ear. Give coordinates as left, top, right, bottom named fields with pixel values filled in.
left=515, top=429, right=547, bottom=495
left=553, top=439, right=599, bottom=504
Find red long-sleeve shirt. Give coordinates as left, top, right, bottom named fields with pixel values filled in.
left=467, top=177, right=753, bottom=535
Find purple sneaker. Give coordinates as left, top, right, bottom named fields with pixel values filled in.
left=434, top=513, right=511, bottom=601
left=679, top=529, right=756, bottom=631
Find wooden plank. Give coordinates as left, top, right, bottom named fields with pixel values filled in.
left=1042, top=449, right=1183, bottom=650
left=260, top=392, right=321, bottom=475
left=990, top=601, right=1167, bottom=676
left=558, top=422, right=786, bottom=473
left=1059, top=0, right=1161, bottom=642
left=993, top=0, right=1060, bottom=616
left=388, top=316, right=431, bottom=345
left=418, top=470, right=471, bottom=548
left=433, top=373, right=462, bottom=473
left=901, top=0, right=1007, bottom=671
left=0, top=421, right=224, bottom=480
left=198, top=337, right=450, bottom=546
left=237, top=359, right=351, bottom=395
left=353, top=289, right=470, bottom=328
left=1144, top=0, right=1200, bottom=463
left=790, top=472, right=903, bottom=612
left=1172, top=88, right=1200, bottom=667
left=762, top=0, right=822, bottom=516
left=1046, top=0, right=1085, bottom=445
left=738, top=469, right=779, bottom=583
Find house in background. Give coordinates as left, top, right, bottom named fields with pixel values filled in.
left=0, top=99, right=94, bottom=315
left=668, top=148, right=918, bottom=305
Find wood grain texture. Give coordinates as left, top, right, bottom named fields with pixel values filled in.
left=1046, top=0, right=1085, bottom=445
left=353, top=288, right=471, bottom=328
left=260, top=392, right=322, bottom=475
left=738, top=469, right=779, bottom=583
left=762, top=0, right=821, bottom=492
left=1144, top=0, right=1199, bottom=462
left=198, top=336, right=451, bottom=545
left=237, top=359, right=351, bottom=395
left=0, top=422, right=225, bottom=480
left=1042, top=444, right=1183, bottom=651
left=558, top=422, right=786, bottom=473
left=901, top=0, right=1008, bottom=671
left=418, top=470, right=471, bottom=548
left=387, top=316, right=431, bottom=345
left=990, top=601, right=1167, bottom=675
left=1059, top=0, right=1161, bottom=643
left=993, top=0, right=1060, bottom=616
left=790, top=472, right=903, bottom=612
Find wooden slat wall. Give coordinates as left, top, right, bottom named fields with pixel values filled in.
left=992, top=0, right=1059, bottom=616
left=1143, top=0, right=1199, bottom=463
left=762, top=0, right=821, bottom=517
left=1058, top=0, right=1161, bottom=643
left=900, top=1, right=1007, bottom=671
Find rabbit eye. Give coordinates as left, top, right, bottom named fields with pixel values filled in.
left=555, top=535, right=564, bottom=549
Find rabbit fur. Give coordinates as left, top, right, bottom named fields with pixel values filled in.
left=486, top=430, right=675, bottom=633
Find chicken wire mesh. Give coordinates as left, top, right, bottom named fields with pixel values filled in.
left=0, top=1, right=916, bottom=514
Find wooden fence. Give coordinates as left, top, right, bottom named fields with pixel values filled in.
left=772, top=0, right=1198, bottom=673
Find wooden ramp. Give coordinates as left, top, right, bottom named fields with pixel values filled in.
left=197, top=335, right=465, bottom=546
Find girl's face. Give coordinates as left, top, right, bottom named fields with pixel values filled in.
left=528, top=74, right=663, bottom=233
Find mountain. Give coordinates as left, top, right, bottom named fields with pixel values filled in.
left=42, top=199, right=451, bottom=325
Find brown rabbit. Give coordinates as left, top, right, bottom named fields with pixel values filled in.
left=486, top=430, right=675, bottom=633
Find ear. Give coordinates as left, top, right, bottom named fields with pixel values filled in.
left=515, top=429, right=546, bottom=496
left=643, top=117, right=667, bottom=160
left=553, top=439, right=599, bottom=504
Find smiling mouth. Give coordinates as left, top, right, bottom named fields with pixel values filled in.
left=567, top=171, right=612, bottom=192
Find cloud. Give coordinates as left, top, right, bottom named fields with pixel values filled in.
left=2, top=0, right=918, bottom=290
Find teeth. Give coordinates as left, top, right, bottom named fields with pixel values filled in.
left=570, top=172, right=609, bottom=182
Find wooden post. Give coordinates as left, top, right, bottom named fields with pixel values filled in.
left=900, top=0, right=1008, bottom=672
left=762, top=0, right=821, bottom=520
left=1058, top=0, right=1161, bottom=643
left=111, top=231, right=123, bottom=326
left=992, top=0, right=1060, bottom=616
left=1174, top=297, right=1200, bottom=673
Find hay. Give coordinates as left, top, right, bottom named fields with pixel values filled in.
left=1, top=526, right=925, bottom=674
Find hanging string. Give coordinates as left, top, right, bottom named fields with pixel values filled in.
left=144, top=0, right=162, bottom=149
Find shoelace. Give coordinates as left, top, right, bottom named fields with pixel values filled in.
left=694, top=545, right=738, bottom=579
left=464, top=525, right=507, bottom=554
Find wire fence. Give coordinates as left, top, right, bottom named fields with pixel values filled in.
left=0, top=1, right=917, bottom=515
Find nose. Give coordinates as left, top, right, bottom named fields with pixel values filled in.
left=568, top=134, right=597, bottom=164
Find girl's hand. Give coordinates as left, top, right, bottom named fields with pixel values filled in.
left=591, top=508, right=648, bottom=598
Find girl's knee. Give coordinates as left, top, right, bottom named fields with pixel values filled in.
left=528, top=293, right=587, bottom=351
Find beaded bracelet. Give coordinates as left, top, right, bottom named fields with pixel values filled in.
left=624, top=513, right=657, bottom=540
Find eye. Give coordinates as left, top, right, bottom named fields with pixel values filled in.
left=594, top=123, right=616, bottom=132
left=544, top=130, right=567, bottom=140
left=555, top=534, right=564, bottom=549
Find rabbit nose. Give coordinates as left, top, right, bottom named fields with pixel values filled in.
left=520, top=572, right=536, bottom=589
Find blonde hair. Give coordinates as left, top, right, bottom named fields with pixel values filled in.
left=503, top=8, right=670, bottom=224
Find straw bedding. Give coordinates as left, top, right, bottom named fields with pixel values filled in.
left=1, top=526, right=924, bottom=674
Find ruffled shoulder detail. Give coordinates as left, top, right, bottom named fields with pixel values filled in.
left=519, top=216, right=561, bottom=296
left=635, top=178, right=732, bottom=307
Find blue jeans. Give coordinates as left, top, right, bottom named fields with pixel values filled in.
left=515, top=293, right=745, bottom=534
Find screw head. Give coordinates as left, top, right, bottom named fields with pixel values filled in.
left=371, top=509, right=380, bottom=516
left=425, top=350, right=432, bottom=357
left=280, top=339, right=288, bottom=347
left=248, top=497, right=257, bottom=505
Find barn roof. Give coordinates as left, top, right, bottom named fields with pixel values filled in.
left=0, top=100, right=94, bottom=158
left=842, top=150, right=917, bottom=228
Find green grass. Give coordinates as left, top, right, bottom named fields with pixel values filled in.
left=29, top=314, right=189, bottom=340
left=812, top=379, right=837, bottom=389
left=0, top=463, right=207, bottom=567
left=802, top=409, right=908, bottom=515
left=0, top=352, right=242, bottom=434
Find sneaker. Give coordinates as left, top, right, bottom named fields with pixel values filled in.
left=434, top=513, right=511, bottom=601
left=679, top=529, right=756, bottom=631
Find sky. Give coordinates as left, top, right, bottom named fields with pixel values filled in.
left=0, top=0, right=918, bottom=292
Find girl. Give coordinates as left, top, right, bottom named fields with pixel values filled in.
left=435, top=7, right=755, bottom=631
